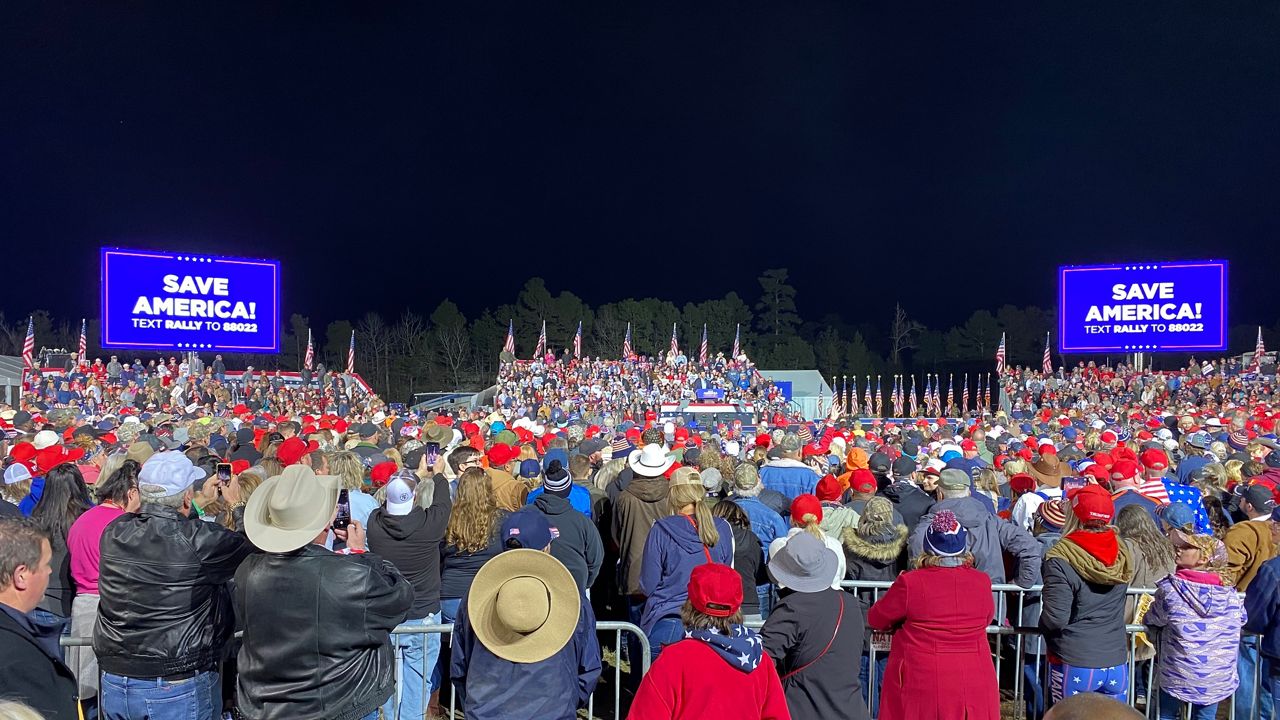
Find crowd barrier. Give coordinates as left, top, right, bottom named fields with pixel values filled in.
left=61, top=620, right=649, bottom=720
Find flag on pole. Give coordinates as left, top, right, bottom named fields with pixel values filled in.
left=503, top=319, right=515, bottom=355
left=21, top=316, right=35, bottom=387
left=848, top=376, right=858, bottom=415
left=909, top=375, right=919, bottom=417
left=933, top=374, right=942, bottom=415
left=346, top=331, right=355, bottom=374
left=573, top=321, right=583, bottom=359
left=892, top=376, right=904, bottom=417
left=864, top=376, right=874, bottom=416
left=622, top=322, right=633, bottom=359
left=921, top=374, right=931, bottom=415
left=946, top=374, right=955, bottom=414
left=1042, top=332, right=1053, bottom=375
left=304, top=328, right=314, bottom=370
left=1251, top=327, right=1266, bottom=374
left=875, top=376, right=883, bottom=417
left=976, top=372, right=984, bottom=411
left=699, top=324, right=709, bottom=364
left=732, top=324, right=741, bottom=358
left=984, top=372, right=992, bottom=411
left=669, top=323, right=679, bottom=358
left=962, top=373, right=970, bottom=413
left=77, top=315, right=87, bottom=363
left=995, top=332, right=1007, bottom=375
left=534, top=320, right=547, bottom=359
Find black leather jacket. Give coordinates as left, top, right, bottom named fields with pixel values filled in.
left=94, top=504, right=254, bottom=678
left=235, top=544, right=413, bottom=720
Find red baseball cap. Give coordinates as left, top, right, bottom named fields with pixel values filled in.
left=1009, top=473, right=1037, bottom=494
left=1140, top=448, right=1169, bottom=470
left=960, top=439, right=978, bottom=452
left=1069, top=484, right=1115, bottom=525
left=277, top=437, right=319, bottom=467
left=487, top=443, right=519, bottom=467
left=687, top=563, right=743, bottom=618
left=815, top=474, right=843, bottom=502
left=1110, top=459, right=1141, bottom=482
left=849, top=468, right=877, bottom=495
left=370, top=461, right=398, bottom=488
left=230, top=459, right=251, bottom=475
left=790, top=494, right=824, bottom=525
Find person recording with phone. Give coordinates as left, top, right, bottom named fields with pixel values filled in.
left=366, top=466, right=453, bottom=719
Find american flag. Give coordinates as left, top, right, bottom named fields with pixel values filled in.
left=346, top=331, right=355, bottom=374
left=731, top=323, right=741, bottom=358
left=669, top=323, right=678, bottom=358
left=1251, top=326, right=1266, bottom=374
left=995, top=332, right=1006, bottom=375
left=1042, top=332, right=1053, bottom=375
left=909, top=375, right=918, bottom=416
left=503, top=319, right=515, bottom=355
left=946, top=374, right=955, bottom=414
left=976, top=372, right=984, bottom=410
left=962, top=373, right=970, bottom=413
left=848, top=376, right=858, bottom=415
left=77, top=318, right=87, bottom=365
left=573, top=321, right=582, bottom=359
left=622, top=322, right=632, bottom=358
left=21, top=316, right=35, bottom=385
left=304, top=328, right=314, bottom=370
left=933, top=374, right=942, bottom=415
left=874, top=375, right=883, bottom=417
left=892, top=375, right=903, bottom=417
left=534, top=320, right=547, bottom=358
left=984, top=372, right=992, bottom=411
left=864, top=375, right=874, bottom=416
left=699, top=324, right=708, bottom=363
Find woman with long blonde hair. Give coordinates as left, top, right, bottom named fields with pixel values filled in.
left=638, top=467, right=734, bottom=660
left=327, top=450, right=379, bottom=525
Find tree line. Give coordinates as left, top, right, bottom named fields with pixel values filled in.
left=1, top=269, right=1273, bottom=402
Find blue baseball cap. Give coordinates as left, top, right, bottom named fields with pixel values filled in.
left=501, top=509, right=554, bottom=551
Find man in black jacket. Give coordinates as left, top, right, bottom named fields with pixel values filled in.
left=531, top=459, right=604, bottom=593
left=237, top=464, right=413, bottom=720
left=879, top=455, right=935, bottom=534
left=366, top=468, right=452, bottom=720
left=0, top=517, right=78, bottom=719
left=95, top=451, right=254, bottom=720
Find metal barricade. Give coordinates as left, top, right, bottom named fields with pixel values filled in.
left=62, top=620, right=650, bottom=720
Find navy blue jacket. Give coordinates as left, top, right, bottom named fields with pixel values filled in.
left=450, top=590, right=601, bottom=720
left=639, top=514, right=734, bottom=636
left=1245, top=556, right=1280, bottom=662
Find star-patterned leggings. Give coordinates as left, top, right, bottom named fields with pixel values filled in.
left=1048, top=659, right=1128, bottom=705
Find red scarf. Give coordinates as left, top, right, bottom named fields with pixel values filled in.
left=1064, top=529, right=1120, bottom=566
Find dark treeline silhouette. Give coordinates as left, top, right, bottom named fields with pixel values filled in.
left=2, top=269, right=1274, bottom=402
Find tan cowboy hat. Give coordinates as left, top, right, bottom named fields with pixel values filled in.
left=1028, top=454, right=1064, bottom=488
left=628, top=444, right=674, bottom=477
left=420, top=424, right=452, bottom=446
left=467, top=549, right=579, bottom=664
left=244, top=465, right=341, bottom=553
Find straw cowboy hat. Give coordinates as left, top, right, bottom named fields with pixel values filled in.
left=628, top=444, right=674, bottom=477
left=467, top=549, right=579, bottom=663
left=244, top=465, right=341, bottom=553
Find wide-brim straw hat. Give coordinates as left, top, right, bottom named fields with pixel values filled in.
left=467, top=549, right=579, bottom=663
left=244, top=465, right=340, bottom=553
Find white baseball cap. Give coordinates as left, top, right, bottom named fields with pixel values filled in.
left=32, top=430, right=60, bottom=450
left=385, top=474, right=417, bottom=516
left=4, top=464, right=32, bottom=485
left=139, top=452, right=206, bottom=497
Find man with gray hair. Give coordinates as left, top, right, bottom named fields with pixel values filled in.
left=908, top=468, right=1040, bottom=588
left=95, top=451, right=253, bottom=720
left=758, top=431, right=820, bottom=500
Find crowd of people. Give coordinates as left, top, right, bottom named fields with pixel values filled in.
left=1, top=352, right=1280, bottom=720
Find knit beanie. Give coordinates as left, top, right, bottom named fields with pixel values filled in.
left=543, top=459, right=571, bottom=496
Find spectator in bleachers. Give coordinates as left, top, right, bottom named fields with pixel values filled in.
left=629, top=562, right=789, bottom=720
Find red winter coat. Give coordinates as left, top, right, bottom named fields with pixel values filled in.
left=867, top=565, right=998, bottom=720
left=628, top=638, right=790, bottom=720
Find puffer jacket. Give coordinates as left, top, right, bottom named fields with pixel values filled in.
left=611, top=474, right=671, bottom=596
left=235, top=544, right=414, bottom=720
left=94, top=504, right=253, bottom=678
left=1039, top=529, right=1132, bottom=668
left=1146, top=570, right=1246, bottom=705
left=842, top=522, right=908, bottom=650
left=909, top=496, right=1041, bottom=587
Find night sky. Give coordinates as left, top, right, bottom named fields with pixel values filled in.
left=3, top=2, right=1279, bottom=331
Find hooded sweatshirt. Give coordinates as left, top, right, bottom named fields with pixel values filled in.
left=365, top=476, right=452, bottom=617
left=1039, top=528, right=1133, bottom=668
left=1145, top=569, right=1246, bottom=705
left=638, top=514, right=733, bottom=636
left=611, top=474, right=670, bottom=596
left=533, top=492, right=604, bottom=594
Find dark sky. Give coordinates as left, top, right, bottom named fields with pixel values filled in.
left=3, top=2, right=1279, bottom=332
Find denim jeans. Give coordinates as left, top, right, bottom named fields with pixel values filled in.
left=648, top=616, right=685, bottom=662
left=382, top=612, right=441, bottom=720
left=1158, top=690, right=1217, bottom=720
left=100, top=671, right=220, bottom=720
left=861, top=653, right=888, bottom=711
left=755, top=584, right=773, bottom=620
left=1238, top=637, right=1274, bottom=720
left=428, top=598, right=463, bottom=694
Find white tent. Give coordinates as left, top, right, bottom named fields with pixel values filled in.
left=757, top=369, right=834, bottom=420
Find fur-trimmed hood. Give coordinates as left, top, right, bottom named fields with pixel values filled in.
left=841, top=523, right=908, bottom=563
